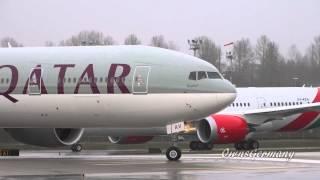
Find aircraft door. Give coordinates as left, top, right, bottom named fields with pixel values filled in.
left=28, top=67, right=43, bottom=95
left=132, top=66, right=150, bottom=94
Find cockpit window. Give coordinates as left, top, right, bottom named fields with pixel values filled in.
left=189, top=71, right=197, bottom=80
left=198, top=71, right=207, bottom=80
left=207, top=72, right=222, bottom=79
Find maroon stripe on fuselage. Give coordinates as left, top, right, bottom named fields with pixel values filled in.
left=279, top=88, right=320, bottom=132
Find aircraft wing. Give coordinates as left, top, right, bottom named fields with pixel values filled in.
left=242, top=102, right=320, bottom=125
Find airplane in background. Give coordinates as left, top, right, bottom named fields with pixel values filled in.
left=81, top=87, right=320, bottom=154
left=189, top=87, right=320, bottom=150
left=0, top=45, right=236, bottom=161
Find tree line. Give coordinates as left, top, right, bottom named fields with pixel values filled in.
left=1, top=30, right=320, bottom=87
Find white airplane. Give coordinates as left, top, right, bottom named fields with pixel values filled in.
left=191, top=87, right=320, bottom=150
left=0, top=45, right=236, bottom=160
left=82, top=87, right=320, bottom=159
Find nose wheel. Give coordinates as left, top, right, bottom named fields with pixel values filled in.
left=166, top=146, right=181, bottom=161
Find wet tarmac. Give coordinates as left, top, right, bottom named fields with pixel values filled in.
left=0, top=150, right=320, bottom=179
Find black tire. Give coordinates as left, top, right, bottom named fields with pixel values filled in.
left=205, top=143, right=214, bottom=150
left=234, top=142, right=243, bottom=150
left=166, top=146, right=181, bottom=161
left=197, top=142, right=206, bottom=150
left=71, top=144, right=82, bottom=152
left=189, top=141, right=198, bottom=151
left=242, top=141, right=250, bottom=150
left=249, top=140, right=259, bottom=150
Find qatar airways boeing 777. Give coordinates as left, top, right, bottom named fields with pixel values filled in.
left=0, top=45, right=236, bottom=160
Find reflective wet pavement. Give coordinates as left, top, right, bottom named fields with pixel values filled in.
left=0, top=151, right=320, bottom=179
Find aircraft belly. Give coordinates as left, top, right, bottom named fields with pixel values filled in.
left=0, top=93, right=234, bottom=128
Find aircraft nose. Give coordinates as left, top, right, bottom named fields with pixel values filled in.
left=217, top=79, right=237, bottom=107
left=207, top=79, right=236, bottom=113
left=220, top=79, right=237, bottom=94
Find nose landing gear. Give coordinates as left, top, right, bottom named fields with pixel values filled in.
left=166, top=134, right=182, bottom=161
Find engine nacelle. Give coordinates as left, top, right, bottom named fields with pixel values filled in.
left=5, top=128, right=84, bottom=147
left=197, top=115, right=248, bottom=144
left=108, top=136, right=153, bottom=144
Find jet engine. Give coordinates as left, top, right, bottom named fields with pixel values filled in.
left=4, top=128, right=84, bottom=147
left=108, top=136, right=153, bottom=144
left=196, top=115, right=248, bottom=144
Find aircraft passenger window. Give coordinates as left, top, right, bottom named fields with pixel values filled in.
left=197, top=71, right=207, bottom=80
left=285, top=102, right=288, bottom=106
left=207, top=72, right=222, bottom=79
left=68, top=78, right=71, bottom=83
left=236, top=103, right=238, bottom=107
left=244, top=103, right=246, bottom=107
left=240, top=103, right=242, bottom=107
left=100, top=77, right=103, bottom=83
left=281, top=102, right=284, bottom=106
left=6, top=78, right=9, bottom=84
left=293, top=102, right=295, bottom=105
left=189, top=72, right=197, bottom=80
left=289, top=102, right=291, bottom=106
left=94, top=77, right=98, bottom=83
left=0, top=78, right=3, bottom=84
left=270, top=103, right=272, bottom=106
left=73, top=78, right=77, bottom=83
left=274, top=102, right=276, bottom=106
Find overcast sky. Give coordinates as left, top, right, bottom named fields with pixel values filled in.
left=1, top=0, right=319, bottom=55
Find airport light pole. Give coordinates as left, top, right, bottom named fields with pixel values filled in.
left=224, top=42, right=234, bottom=83
left=188, top=39, right=202, bottom=57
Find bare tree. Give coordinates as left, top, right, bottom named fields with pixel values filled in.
left=308, top=35, right=320, bottom=64
left=287, top=45, right=302, bottom=62
left=124, top=34, right=141, bottom=45
left=233, top=38, right=254, bottom=72
left=60, top=31, right=115, bottom=46
left=0, top=37, right=23, bottom=47
left=45, top=41, right=55, bottom=47
left=103, top=36, right=115, bottom=45
left=150, top=35, right=168, bottom=49
left=255, top=35, right=270, bottom=64
left=232, top=38, right=255, bottom=86
left=196, top=36, right=220, bottom=66
left=257, top=38, right=281, bottom=86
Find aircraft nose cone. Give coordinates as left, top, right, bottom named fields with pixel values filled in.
left=222, top=79, right=237, bottom=94
left=219, top=79, right=237, bottom=107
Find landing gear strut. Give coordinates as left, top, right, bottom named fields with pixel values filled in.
left=234, top=140, right=259, bottom=150
left=166, top=134, right=182, bottom=161
left=71, top=143, right=82, bottom=152
left=189, top=141, right=214, bottom=151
